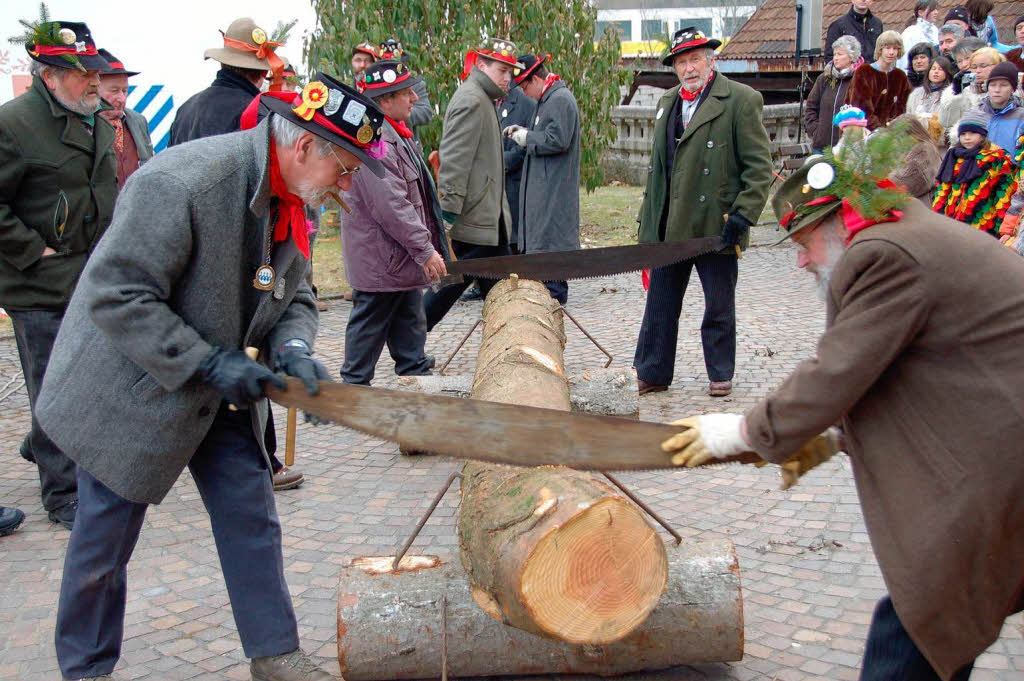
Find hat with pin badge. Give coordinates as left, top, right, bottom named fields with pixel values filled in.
left=14, top=17, right=109, bottom=72
left=513, top=53, right=550, bottom=86
left=352, top=41, right=379, bottom=60
left=359, top=60, right=423, bottom=98
left=379, top=38, right=410, bottom=63
left=662, top=26, right=722, bottom=65
left=204, top=17, right=284, bottom=74
left=97, top=49, right=140, bottom=77
left=241, top=71, right=388, bottom=178
left=461, top=37, right=525, bottom=80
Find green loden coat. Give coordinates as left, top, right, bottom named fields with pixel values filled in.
left=637, top=73, right=772, bottom=251
left=0, top=76, right=117, bottom=311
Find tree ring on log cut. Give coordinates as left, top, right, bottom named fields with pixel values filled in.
left=519, top=497, right=668, bottom=644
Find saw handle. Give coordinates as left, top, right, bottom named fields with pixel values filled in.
left=227, top=346, right=261, bottom=411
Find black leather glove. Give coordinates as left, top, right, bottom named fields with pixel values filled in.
left=275, top=340, right=331, bottom=396
left=195, top=347, right=285, bottom=406
left=722, top=212, right=752, bottom=247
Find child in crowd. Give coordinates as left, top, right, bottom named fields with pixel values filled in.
left=932, top=110, right=1017, bottom=236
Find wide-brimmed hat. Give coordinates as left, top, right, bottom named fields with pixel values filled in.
left=359, top=60, right=422, bottom=98
left=204, top=17, right=282, bottom=72
left=97, top=48, right=139, bottom=77
left=513, top=53, right=549, bottom=85
left=771, top=157, right=844, bottom=244
left=245, top=71, right=387, bottom=178
left=24, top=21, right=110, bottom=71
left=662, top=26, right=722, bottom=66
left=352, top=41, right=379, bottom=60
left=476, top=38, right=525, bottom=69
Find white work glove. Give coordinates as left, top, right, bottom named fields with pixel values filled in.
left=503, top=124, right=528, bottom=148
left=660, top=413, right=747, bottom=467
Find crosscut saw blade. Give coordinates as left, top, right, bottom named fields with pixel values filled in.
left=266, top=378, right=762, bottom=471
left=444, top=236, right=727, bottom=283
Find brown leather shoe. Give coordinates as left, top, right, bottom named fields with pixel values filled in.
left=251, top=648, right=334, bottom=680
left=637, top=379, right=668, bottom=396
left=272, top=466, right=304, bottom=491
left=709, top=380, right=733, bottom=397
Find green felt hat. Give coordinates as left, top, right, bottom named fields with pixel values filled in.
left=770, top=157, right=843, bottom=245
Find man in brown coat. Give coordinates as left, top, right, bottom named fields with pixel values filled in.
left=664, top=151, right=1024, bottom=681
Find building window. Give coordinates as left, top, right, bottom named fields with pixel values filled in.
left=722, top=15, right=751, bottom=38
left=595, top=20, right=632, bottom=41
left=676, top=18, right=713, bottom=37
left=641, top=19, right=664, bottom=40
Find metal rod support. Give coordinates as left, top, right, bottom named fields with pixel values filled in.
left=392, top=472, right=462, bottom=571
left=440, top=594, right=449, bottom=681
left=439, top=319, right=482, bottom=375
left=603, top=472, right=682, bottom=545
left=559, top=306, right=613, bottom=368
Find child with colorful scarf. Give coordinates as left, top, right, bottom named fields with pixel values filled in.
left=932, top=109, right=1017, bottom=236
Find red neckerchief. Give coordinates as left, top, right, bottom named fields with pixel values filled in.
left=842, top=194, right=903, bottom=243
left=267, top=140, right=311, bottom=259
left=679, top=72, right=714, bottom=102
left=540, top=73, right=561, bottom=98
left=386, top=116, right=414, bottom=138
left=110, top=116, right=125, bottom=153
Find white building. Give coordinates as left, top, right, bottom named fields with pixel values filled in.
left=595, top=0, right=758, bottom=53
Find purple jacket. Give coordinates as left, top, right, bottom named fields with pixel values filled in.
left=340, top=121, right=445, bottom=292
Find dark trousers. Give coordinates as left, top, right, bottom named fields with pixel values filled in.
left=55, top=407, right=299, bottom=679
left=424, top=238, right=511, bottom=331
left=859, top=595, right=974, bottom=681
left=342, top=288, right=431, bottom=385
left=8, top=309, right=77, bottom=511
left=544, top=280, right=568, bottom=305
left=633, top=253, right=738, bottom=385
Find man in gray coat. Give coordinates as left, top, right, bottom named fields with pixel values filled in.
left=36, top=74, right=387, bottom=681
left=505, top=53, right=580, bottom=304
left=423, top=38, right=521, bottom=330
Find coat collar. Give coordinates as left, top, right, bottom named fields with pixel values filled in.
left=468, top=68, right=506, bottom=101
left=212, top=67, right=262, bottom=97
left=538, top=79, right=565, bottom=106
left=248, top=118, right=274, bottom=218
left=32, top=75, right=115, bottom=171
left=847, top=6, right=874, bottom=22
left=658, top=72, right=729, bottom=146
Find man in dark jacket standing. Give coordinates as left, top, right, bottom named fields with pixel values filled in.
left=38, top=74, right=386, bottom=681
left=505, top=54, right=581, bottom=305
left=424, top=39, right=521, bottom=329
left=96, top=49, right=154, bottom=187
left=341, top=60, right=449, bottom=384
left=0, top=20, right=118, bottom=530
left=633, top=28, right=772, bottom=398
left=824, top=0, right=883, bottom=61
left=168, top=17, right=281, bottom=146
left=500, top=74, right=536, bottom=251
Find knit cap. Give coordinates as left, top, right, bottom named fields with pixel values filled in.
left=1015, top=14, right=1024, bottom=30
left=958, top=109, right=991, bottom=136
left=987, top=61, right=1019, bottom=85
left=834, top=105, right=868, bottom=129
left=944, top=6, right=969, bottom=25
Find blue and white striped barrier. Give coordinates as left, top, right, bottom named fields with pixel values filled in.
left=127, top=84, right=176, bottom=153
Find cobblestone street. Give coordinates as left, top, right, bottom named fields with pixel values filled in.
left=0, top=242, right=1020, bottom=681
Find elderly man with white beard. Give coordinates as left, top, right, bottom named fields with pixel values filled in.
left=0, top=19, right=119, bottom=531
left=35, top=73, right=388, bottom=681
left=663, top=145, right=1024, bottom=681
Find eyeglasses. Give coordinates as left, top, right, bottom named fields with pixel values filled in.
left=329, top=145, right=361, bottom=177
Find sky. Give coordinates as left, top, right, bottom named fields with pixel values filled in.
left=0, top=0, right=319, bottom=102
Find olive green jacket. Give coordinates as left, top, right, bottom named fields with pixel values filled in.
left=637, top=74, right=772, bottom=250
left=0, top=76, right=118, bottom=311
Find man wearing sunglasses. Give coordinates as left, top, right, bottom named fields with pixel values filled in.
left=37, top=75, right=387, bottom=681
left=338, top=60, right=450, bottom=385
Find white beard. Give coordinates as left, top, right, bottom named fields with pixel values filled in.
left=811, top=233, right=847, bottom=300
left=295, top=180, right=332, bottom=208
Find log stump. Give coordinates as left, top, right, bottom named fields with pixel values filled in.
left=457, top=279, right=668, bottom=644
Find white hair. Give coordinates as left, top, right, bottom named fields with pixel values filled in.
left=29, top=60, right=73, bottom=80
left=831, top=35, right=862, bottom=61
left=270, top=114, right=333, bottom=157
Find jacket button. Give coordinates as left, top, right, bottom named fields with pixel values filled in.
left=699, top=195, right=706, bottom=202
left=198, top=406, right=211, bottom=418
left=166, top=346, right=179, bottom=357
left=707, top=141, right=715, bottom=148
left=703, top=168, right=710, bottom=175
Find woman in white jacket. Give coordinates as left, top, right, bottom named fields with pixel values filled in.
left=900, top=0, right=940, bottom=70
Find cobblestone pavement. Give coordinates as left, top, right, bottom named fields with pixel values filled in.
left=0, top=243, right=1020, bottom=681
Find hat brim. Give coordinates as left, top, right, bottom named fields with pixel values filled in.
left=259, top=95, right=385, bottom=179
left=513, top=55, right=548, bottom=85
left=478, top=52, right=525, bottom=69
left=30, top=52, right=110, bottom=71
left=363, top=73, right=423, bottom=98
left=204, top=47, right=269, bottom=71
left=101, top=67, right=140, bottom=77
left=662, top=39, right=723, bottom=65
left=770, top=201, right=842, bottom=246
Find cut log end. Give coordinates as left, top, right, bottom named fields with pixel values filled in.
left=520, top=498, right=669, bottom=644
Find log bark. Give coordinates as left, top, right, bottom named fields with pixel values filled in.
left=457, top=279, right=667, bottom=645
left=336, top=540, right=743, bottom=680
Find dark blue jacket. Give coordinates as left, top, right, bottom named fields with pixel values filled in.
left=168, top=69, right=260, bottom=147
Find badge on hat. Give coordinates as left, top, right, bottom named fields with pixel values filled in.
left=293, top=81, right=328, bottom=120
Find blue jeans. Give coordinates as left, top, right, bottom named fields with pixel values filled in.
left=55, top=406, right=299, bottom=679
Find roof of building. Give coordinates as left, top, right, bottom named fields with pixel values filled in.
left=719, top=0, right=1024, bottom=60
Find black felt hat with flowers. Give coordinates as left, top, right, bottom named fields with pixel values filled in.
left=662, top=26, right=722, bottom=66
left=12, top=10, right=109, bottom=72
left=359, top=60, right=423, bottom=98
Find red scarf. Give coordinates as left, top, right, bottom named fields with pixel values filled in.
left=386, top=116, right=413, bottom=138
left=540, top=73, right=561, bottom=98
left=841, top=180, right=903, bottom=243
left=679, top=72, right=714, bottom=102
left=268, top=140, right=311, bottom=259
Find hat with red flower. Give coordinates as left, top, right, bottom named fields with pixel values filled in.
left=662, top=26, right=722, bottom=66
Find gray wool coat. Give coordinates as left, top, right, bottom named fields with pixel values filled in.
left=35, top=119, right=318, bottom=504
left=517, top=80, right=581, bottom=255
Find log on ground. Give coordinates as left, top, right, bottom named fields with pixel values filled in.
left=457, top=278, right=666, bottom=645
left=336, top=540, right=742, bottom=680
